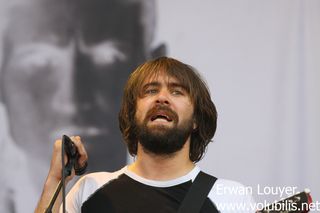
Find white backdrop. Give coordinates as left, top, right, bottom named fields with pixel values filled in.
left=155, top=0, right=320, bottom=205
left=0, top=0, right=319, bottom=211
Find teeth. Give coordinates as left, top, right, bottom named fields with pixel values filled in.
left=155, top=117, right=168, bottom=121
left=150, top=113, right=172, bottom=122
left=151, top=115, right=171, bottom=122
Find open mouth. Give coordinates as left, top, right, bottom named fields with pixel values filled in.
left=150, top=113, right=173, bottom=122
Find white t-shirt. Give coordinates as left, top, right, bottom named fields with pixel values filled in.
left=62, top=166, right=256, bottom=212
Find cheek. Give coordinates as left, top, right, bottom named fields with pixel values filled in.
left=135, top=99, right=151, bottom=123
left=178, top=102, right=195, bottom=121
left=3, top=76, right=55, bottom=115
left=178, top=99, right=194, bottom=111
left=134, top=102, right=143, bottom=122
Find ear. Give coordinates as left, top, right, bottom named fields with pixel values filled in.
left=150, top=43, right=167, bottom=58
left=193, top=119, right=197, bottom=130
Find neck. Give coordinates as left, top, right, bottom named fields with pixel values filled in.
left=128, top=140, right=195, bottom=181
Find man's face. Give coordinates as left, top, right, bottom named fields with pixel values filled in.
left=134, top=72, right=196, bottom=155
left=0, top=1, right=145, bottom=169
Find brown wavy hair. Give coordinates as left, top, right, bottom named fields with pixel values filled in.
left=119, top=57, right=217, bottom=162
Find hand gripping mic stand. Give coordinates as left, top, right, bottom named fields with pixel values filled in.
left=45, top=135, right=88, bottom=213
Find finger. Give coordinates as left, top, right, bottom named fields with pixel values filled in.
left=66, top=167, right=76, bottom=181
left=53, top=139, right=67, bottom=162
left=53, top=139, right=62, bottom=152
left=70, top=136, right=88, bottom=166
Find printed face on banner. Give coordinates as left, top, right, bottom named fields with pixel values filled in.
left=0, top=0, right=147, bottom=170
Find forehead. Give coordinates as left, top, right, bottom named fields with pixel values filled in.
left=5, top=0, right=145, bottom=46
left=142, top=71, right=182, bottom=86
left=76, top=1, right=144, bottom=44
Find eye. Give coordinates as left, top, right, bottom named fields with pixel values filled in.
left=172, top=90, right=181, bottom=95
left=145, top=89, right=158, bottom=94
left=84, top=41, right=127, bottom=66
left=11, top=43, right=65, bottom=75
left=171, top=88, right=184, bottom=96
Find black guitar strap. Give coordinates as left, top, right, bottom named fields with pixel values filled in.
left=177, top=171, right=219, bottom=213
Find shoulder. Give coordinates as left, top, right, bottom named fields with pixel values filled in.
left=72, top=167, right=125, bottom=199
left=209, top=178, right=256, bottom=213
left=80, top=168, right=125, bottom=187
left=63, top=167, right=126, bottom=213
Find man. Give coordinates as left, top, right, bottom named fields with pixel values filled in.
left=0, top=0, right=164, bottom=212
left=35, top=57, right=255, bottom=212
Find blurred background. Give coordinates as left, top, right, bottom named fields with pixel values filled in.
left=0, top=0, right=319, bottom=212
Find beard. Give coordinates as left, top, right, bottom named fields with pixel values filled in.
left=135, top=106, right=194, bottom=156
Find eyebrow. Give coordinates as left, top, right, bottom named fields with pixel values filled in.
left=167, top=82, right=187, bottom=90
left=142, top=81, right=187, bottom=91
left=142, top=82, right=161, bottom=89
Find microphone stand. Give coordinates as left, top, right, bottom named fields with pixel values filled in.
left=44, top=135, right=86, bottom=213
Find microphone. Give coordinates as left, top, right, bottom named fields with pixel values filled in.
left=62, top=135, right=88, bottom=176
left=45, top=135, right=88, bottom=213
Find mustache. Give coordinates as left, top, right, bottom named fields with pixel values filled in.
left=144, top=105, right=178, bottom=123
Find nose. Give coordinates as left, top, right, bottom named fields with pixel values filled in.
left=51, top=44, right=77, bottom=117
left=72, top=43, right=114, bottom=126
left=155, top=89, right=170, bottom=105
left=51, top=76, right=76, bottom=116
left=73, top=49, right=97, bottom=115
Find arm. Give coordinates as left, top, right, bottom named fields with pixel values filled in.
left=35, top=136, right=88, bottom=213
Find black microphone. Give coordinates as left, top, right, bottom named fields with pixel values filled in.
left=45, top=135, right=88, bottom=213
left=63, top=135, right=88, bottom=176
